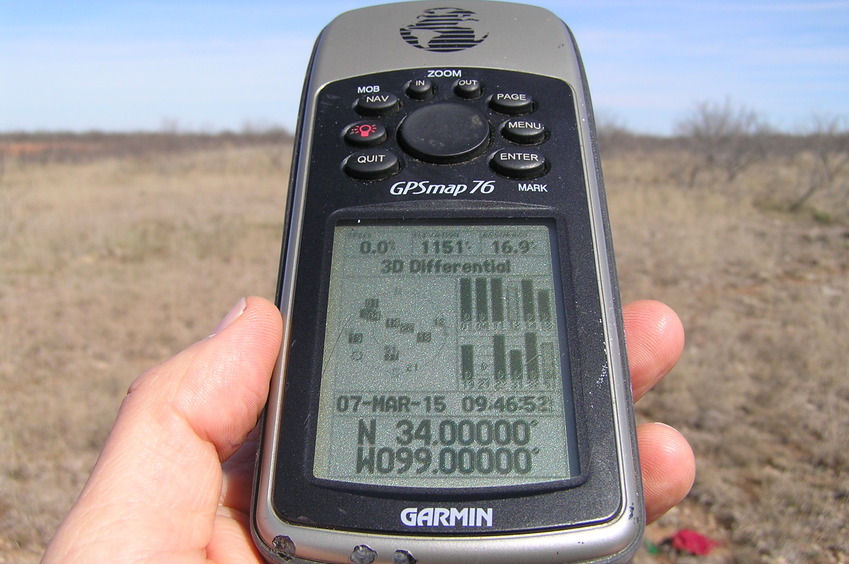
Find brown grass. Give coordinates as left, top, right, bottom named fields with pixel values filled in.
left=606, top=149, right=849, bottom=563
left=1, top=137, right=847, bottom=563
left=0, top=142, right=288, bottom=563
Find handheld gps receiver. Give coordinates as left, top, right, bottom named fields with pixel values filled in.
left=252, top=2, right=643, bottom=563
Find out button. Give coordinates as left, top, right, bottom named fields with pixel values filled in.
left=453, top=78, right=482, bottom=99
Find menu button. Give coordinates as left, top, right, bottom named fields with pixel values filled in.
left=502, top=119, right=547, bottom=144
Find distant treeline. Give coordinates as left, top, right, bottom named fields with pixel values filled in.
left=2, top=101, right=847, bottom=217
left=597, top=128, right=849, bottom=156
left=2, top=125, right=841, bottom=163
left=0, top=129, right=294, bottom=163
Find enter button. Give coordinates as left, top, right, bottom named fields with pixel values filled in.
left=489, top=149, right=547, bottom=179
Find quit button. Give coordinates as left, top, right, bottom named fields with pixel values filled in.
left=343, top=149, right=401, bottom=180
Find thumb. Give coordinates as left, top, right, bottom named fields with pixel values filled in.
left=42, top=297, right=283, bottom=563
left=124, top=296, right=282, bottom=461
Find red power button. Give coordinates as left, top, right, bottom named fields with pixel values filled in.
left=344, top=121, right=387, bottom=147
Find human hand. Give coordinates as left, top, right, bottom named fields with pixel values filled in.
left=41, top=297, right=693, bottom=563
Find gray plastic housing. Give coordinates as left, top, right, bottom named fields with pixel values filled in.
left=252, top=2, right=643, bottom=563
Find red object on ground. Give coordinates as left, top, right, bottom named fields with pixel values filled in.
left=671, top=529, right=721, bottom=556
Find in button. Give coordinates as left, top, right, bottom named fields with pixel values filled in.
left=405, top=79, right=434, bottom=100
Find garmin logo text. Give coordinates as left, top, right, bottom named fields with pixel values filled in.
left=400, top=507, right=494, bottom=528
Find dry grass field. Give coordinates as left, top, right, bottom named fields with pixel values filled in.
left=1, top=134, right=847, bottom=563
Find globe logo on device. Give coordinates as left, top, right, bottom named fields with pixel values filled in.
left=400, top=7, right=488, bottom=52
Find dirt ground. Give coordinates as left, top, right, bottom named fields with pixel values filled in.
left=1, top=138, right=846, bottom=562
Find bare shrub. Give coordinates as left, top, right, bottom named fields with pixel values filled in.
left=788, top=114, right=849, bottom=216
left=673, top=98, right=772, bottom=187
left=595, top=112, right=635, bottom=156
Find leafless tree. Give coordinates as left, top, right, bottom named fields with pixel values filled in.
left=594, top=111, right=634, bottom=157
left=789, top=113, right=849, bottom=214
left=674, top=98, right=772, bottom=187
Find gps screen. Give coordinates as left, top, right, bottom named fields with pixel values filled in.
left=312, top=221, right=578, bottom=488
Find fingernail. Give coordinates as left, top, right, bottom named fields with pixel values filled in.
left=652, top=421, right=681, bottom=433
left=212, top=297, right=247, bottom=335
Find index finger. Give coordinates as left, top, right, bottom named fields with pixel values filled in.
left=622, top=300, right=685, bottom=401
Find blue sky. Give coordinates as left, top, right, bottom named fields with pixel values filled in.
left=2, top=0, right=848, bottom=135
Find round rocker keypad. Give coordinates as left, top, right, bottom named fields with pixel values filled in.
left=398, top=103, right=490, bottom=164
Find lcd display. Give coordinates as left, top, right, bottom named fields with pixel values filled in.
left=313, top=222, right=578, bottom=487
